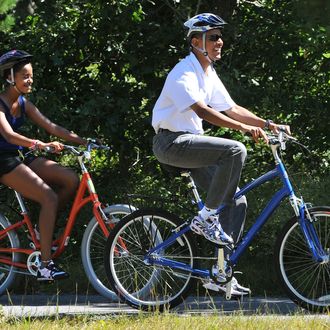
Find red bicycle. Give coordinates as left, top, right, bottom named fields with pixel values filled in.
left=0, top=141, right=134, bottom=300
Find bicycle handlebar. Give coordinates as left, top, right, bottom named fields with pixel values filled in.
left=267, top=130, right=296, bottom=146
left=26, top=140, right=110, bottom=158
left=266, top=130, right=310, bottom=153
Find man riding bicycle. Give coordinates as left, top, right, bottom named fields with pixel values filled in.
left=152, top=13, right=290, bottom=296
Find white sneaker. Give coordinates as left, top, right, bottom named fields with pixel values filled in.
left=203, top=276, right=251, bottom=296
left=190, top=215, right=207, bottom=235
left=37, top=260, right=69, bottom=281
left=191, top=215, right=233, bottom=246
left=231, top=276, right=251, bottom=294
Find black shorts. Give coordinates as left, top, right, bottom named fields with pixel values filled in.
left=0, top=151, right=37, bottom=178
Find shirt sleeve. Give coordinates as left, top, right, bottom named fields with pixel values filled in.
left=208, top=74, right=236, bottom=111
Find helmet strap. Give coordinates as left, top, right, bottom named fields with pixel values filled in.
left=190, top=33, right=213, bottom=64
left=202, top=33, right=212, bottom=63
left=7, top=67, right=25, bottom=94
left=191, top=44, right=206, bottom=55
left=6, top=68, right=16, bottom=86
left=14, top=85, right=24, bottom=94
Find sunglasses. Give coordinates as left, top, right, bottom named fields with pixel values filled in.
left=207, top=34, right=223, bottom=42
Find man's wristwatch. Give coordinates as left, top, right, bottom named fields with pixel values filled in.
left=264, top=119, right=273, bottom=129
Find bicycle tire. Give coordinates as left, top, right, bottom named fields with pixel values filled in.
left=104, top=208, right=197, bottom=311
left=0, top=213, right=20, bottom=296
left=81, top=204, right=135, bottom=301
left=274, top=206, right=330, bottom=313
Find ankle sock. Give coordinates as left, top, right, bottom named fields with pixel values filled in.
left=199, top=207, right=217, bottom=221
left=40, top=259, right=52, bottom=269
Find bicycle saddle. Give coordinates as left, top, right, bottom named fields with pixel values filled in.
left=160, top=163, right=190, bottom=177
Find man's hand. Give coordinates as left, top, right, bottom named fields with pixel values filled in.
left=241, top=125, right=269, bottom=143
left=269, top=122, right=291, bottom=135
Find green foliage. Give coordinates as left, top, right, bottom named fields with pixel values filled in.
left=0, top=0, right=18, bottom=32
left=0, top=0, right=328, bottom=294
left=0, top=314, right=328, bottom=330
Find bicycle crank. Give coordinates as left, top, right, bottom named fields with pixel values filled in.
left=27, top=251, right=41, bottom=276
left=209, top=248, right=233, bottom=299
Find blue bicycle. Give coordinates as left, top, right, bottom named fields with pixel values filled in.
left=104, top=131, right=330, bottom=312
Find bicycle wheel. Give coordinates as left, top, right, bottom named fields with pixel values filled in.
left=274, top=206, right=330, bottom=312
left=104, top=208, right=197, bottom=311
left=0, top=213, right=20, bottom=296
left=81, top=204, right=135, bottom=301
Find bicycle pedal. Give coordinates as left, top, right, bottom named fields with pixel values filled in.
left=172, top=221, right=189, bottom=233
left=37, top=279, right=54, bottom=284
left=203, top=281, right=222, bottom=292
left=234, top=271, right=243, bottom=275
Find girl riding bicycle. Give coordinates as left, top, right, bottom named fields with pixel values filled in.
left=0, top=50, right=87, bottom=281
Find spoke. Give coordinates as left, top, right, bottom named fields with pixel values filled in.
left=280, top=210, right=330, bottom=310
left=108, top=212, right=194, bottom=308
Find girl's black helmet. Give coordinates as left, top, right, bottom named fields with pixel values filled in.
left=0, top=50, right=33, bottom=74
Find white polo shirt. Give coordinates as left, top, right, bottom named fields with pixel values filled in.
left=152, top=52, right=236, bottom=134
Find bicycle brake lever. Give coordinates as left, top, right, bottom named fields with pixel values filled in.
left=44, top=146, right=56, bottom=153
left=84, top=151, right=91, bottom=160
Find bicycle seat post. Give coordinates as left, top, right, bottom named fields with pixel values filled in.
left=180, top=171, right=203, bottom=210
left=14, top=190, right=28, bottom=214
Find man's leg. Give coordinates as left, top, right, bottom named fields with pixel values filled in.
left=153, top=131, right=247, bottom=209
left=191, top=166, right=247, bottom=247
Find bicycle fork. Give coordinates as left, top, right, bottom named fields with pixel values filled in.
left=291, top=196, right=328, bottom=263
left=300, top=206, right=328, bottom=263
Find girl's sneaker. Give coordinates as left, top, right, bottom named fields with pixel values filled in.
left=37, top=261, right=69, bottom=281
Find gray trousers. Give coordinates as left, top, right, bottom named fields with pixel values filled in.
left=153, top=130, right=247, bottom=244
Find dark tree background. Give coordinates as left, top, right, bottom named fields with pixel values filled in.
left=0, top=0, right=329, bottom=294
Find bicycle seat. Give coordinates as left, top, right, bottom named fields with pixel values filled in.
left=0, top=184, right=7, bottom=192
left=160, top=163, right=190, bottom=177
left=0, top=184, right=7, bottom=202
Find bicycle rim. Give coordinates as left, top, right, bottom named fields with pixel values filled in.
left=81, top=205, right=134, bottom=300
left=0, top=215, right=19, bottom=295
left=277, top=208, right=330, bottom=312
left=106, top=210, right=196, bottom=311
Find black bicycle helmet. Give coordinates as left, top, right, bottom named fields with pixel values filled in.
left=0, top=50, right=33, bottom=73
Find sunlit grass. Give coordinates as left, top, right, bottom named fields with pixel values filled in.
left=0, top=314, right=329, bottom=330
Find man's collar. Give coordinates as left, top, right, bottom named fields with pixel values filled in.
left=188, top=52, right=214, bottom=75
left=188, top=52, right=206, bottom=74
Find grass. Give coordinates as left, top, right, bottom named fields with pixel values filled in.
left=0, top=313, right=329, bottom=330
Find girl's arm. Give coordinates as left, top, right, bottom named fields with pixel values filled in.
left=25, top=100, right=87, bottom=145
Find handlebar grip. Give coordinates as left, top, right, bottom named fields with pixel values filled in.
left=44, top=146, right=56, bottom=153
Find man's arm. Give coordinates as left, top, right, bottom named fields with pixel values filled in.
left=225, top=105, right=266, bottom=128
left=225, top=104, right=291, bottom=135
left=190, top=101, right=268, bottom=142
left=191, top=102, right=290, bottom=142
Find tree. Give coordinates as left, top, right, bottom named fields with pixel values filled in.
left=0, top=0, right=18, bottom=32
left=0, top=0, right=328, bottom=295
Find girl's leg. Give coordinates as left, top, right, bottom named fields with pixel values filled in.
left=28, top=158, right=79, bottom=210
left=0, top=164, right=58, bottom=262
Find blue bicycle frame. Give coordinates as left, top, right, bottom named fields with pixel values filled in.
left=145, top=144, right=327, bottom=278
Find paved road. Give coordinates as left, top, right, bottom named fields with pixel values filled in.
left=0, top=294, right=310, bottom=318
